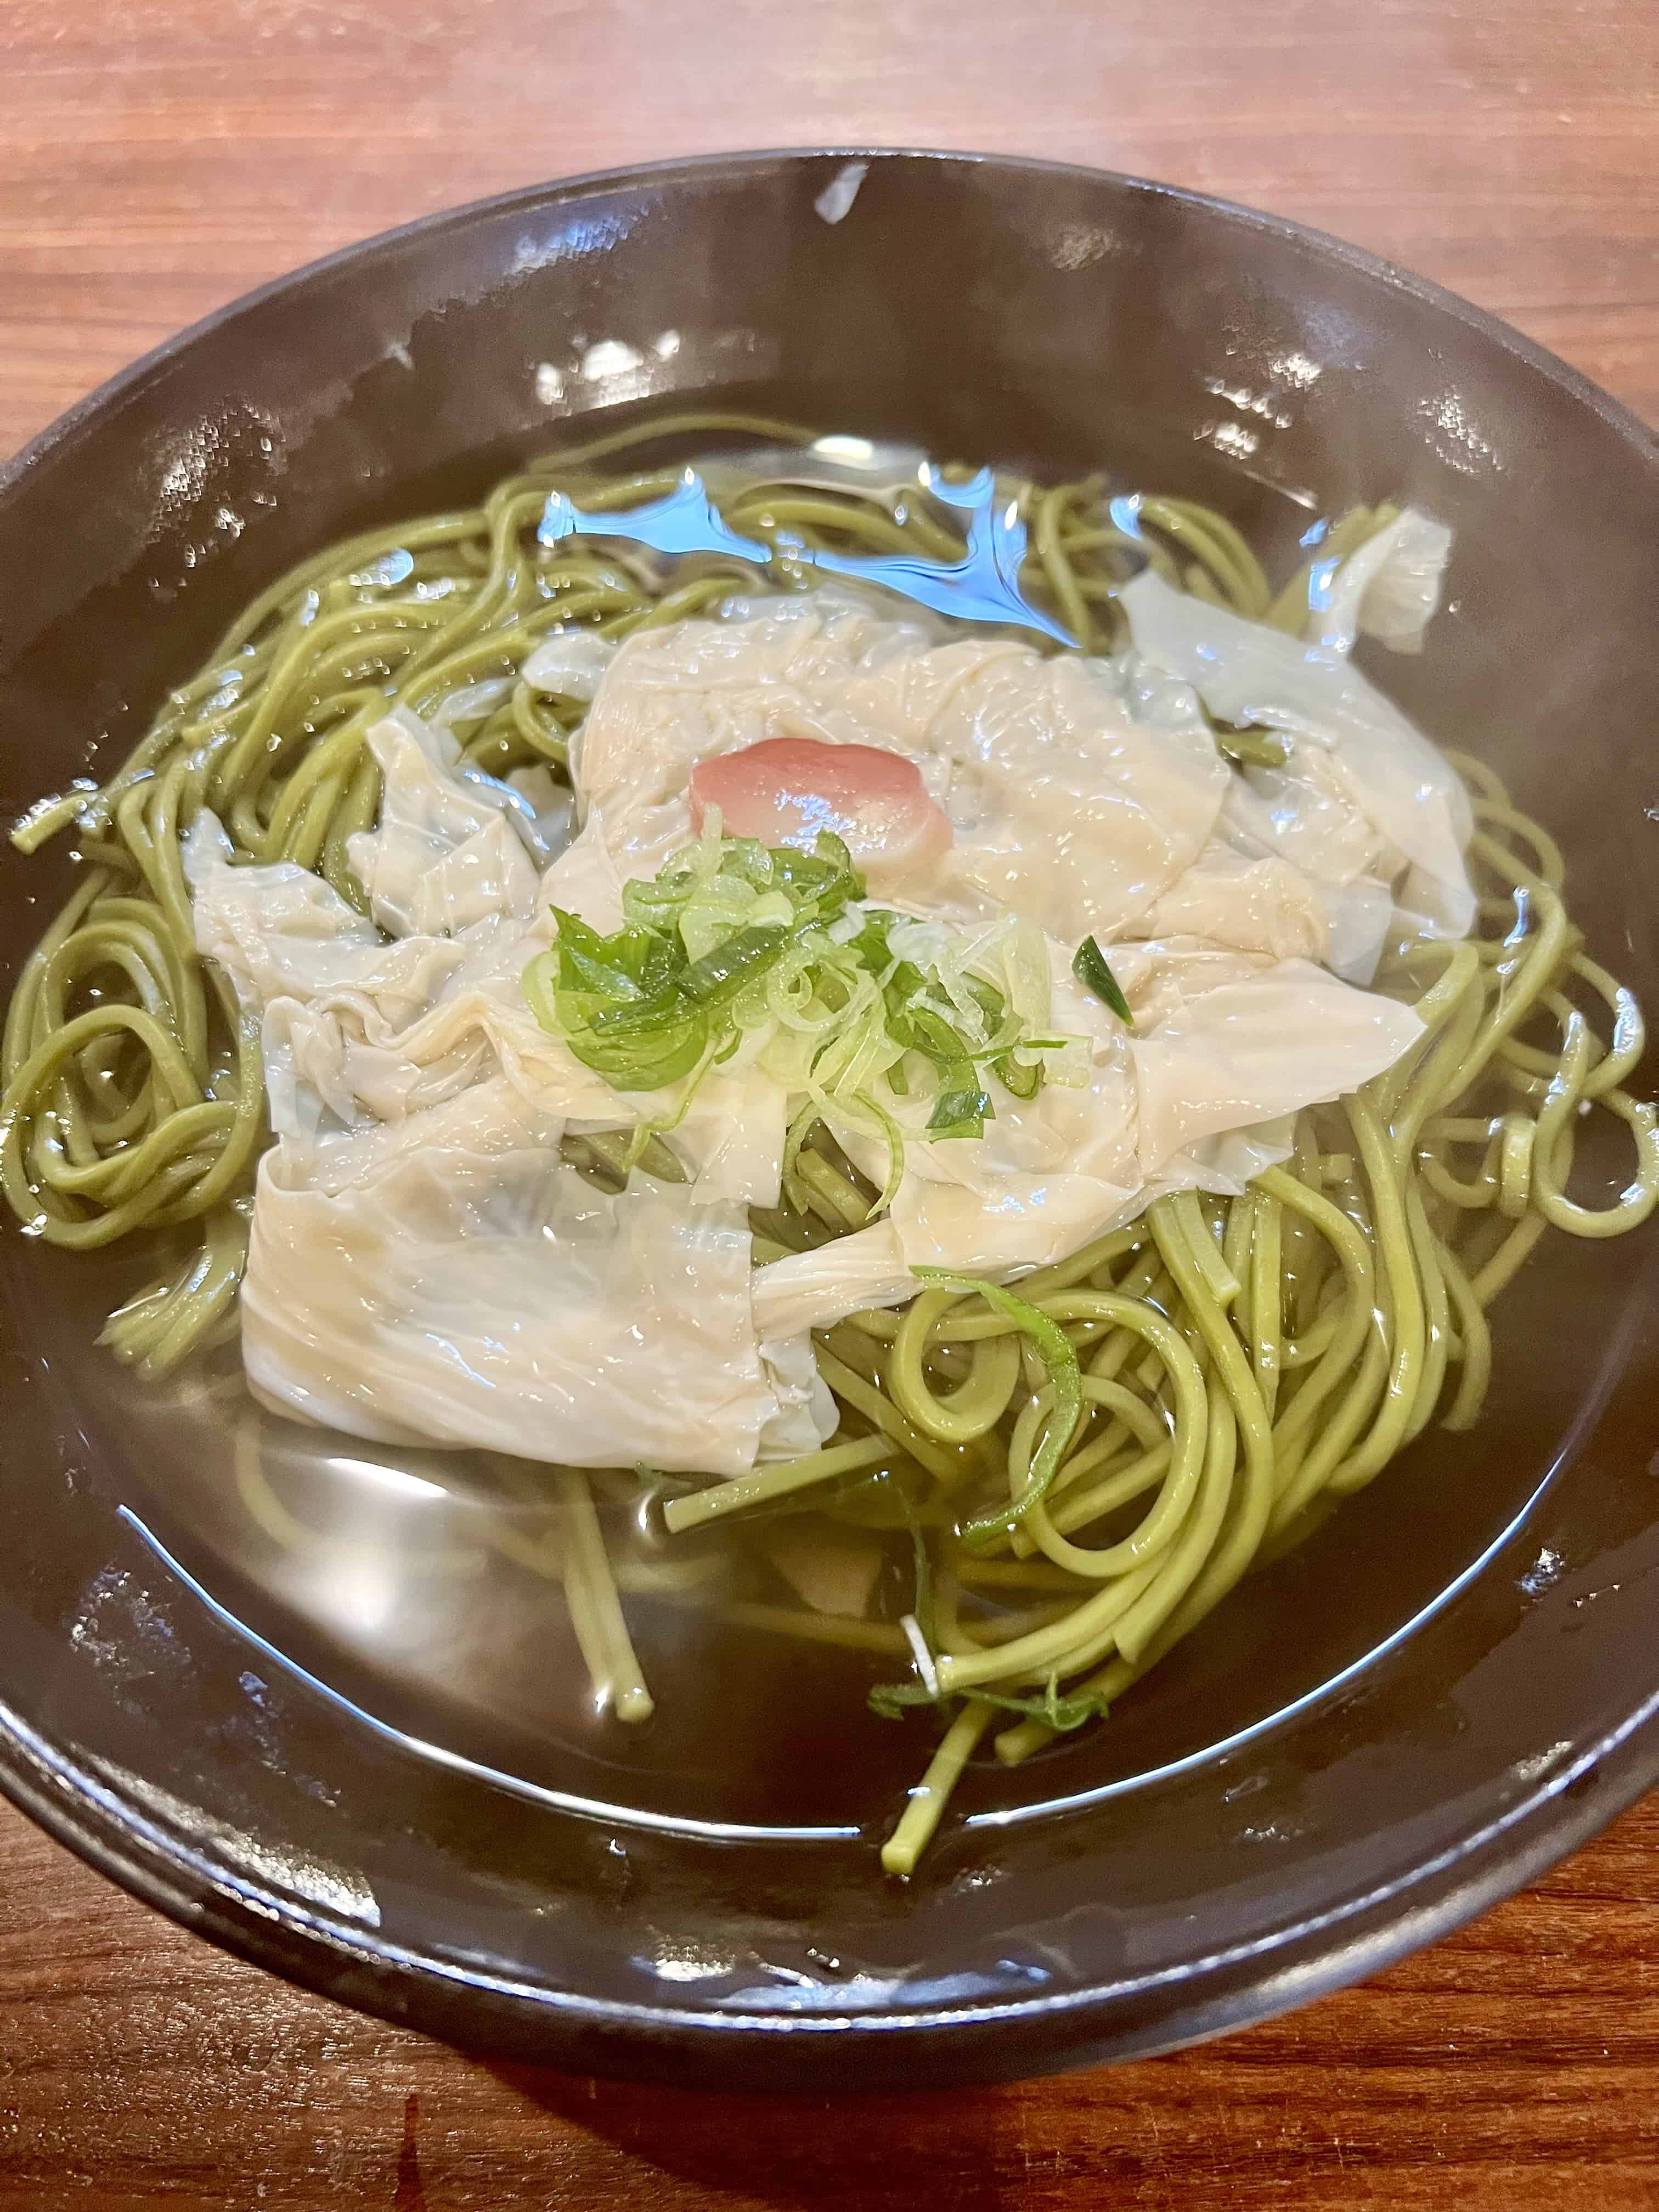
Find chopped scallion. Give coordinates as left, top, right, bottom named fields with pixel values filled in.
left=1072, top=935, right=1135, bottom=1028
left=524, top=828, right=1092, bottom=1170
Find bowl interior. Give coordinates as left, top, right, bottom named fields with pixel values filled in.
left=0, top=150, right=1654, bottom=2086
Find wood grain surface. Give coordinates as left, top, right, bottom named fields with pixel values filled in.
left=1, top=1790, right=1657, bottom=2209
left=0, top=0, right=1656, bottom=2204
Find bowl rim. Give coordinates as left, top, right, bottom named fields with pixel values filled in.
left=5, top=143, right=1654, bottom=494
left=1, top=144, right=1654, bottom=2086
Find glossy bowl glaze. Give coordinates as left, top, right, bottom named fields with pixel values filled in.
left=0, top=150, right=1654, bottom=2089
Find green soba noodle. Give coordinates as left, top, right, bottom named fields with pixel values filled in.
left=4, top=409, right=1655, bottom=1875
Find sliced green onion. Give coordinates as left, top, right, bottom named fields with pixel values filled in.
left=849, top=1086, right=907, bottom=1216
left=907, top=1269, right=1084, bottom=1553
left=526, top=827, right=1090, bottom=1158
left=989, top=1050, right=1042, bottom=1101
left=868, top=1673, right=1106, bottom=1731
left=1072, top=935, right=1135, bottom=1029
left=678, top=923, right=788, bottom=1008
left=1214, top=723, right=1289, bottom=770
left=928, top=1085, right=994, bottom=1139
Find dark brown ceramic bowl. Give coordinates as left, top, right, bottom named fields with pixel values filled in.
left=0, top=150, right=1655, bottom=2090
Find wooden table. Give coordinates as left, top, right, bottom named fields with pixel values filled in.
left=1, top=1, right=1656, bottom=2202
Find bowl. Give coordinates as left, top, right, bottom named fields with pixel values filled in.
left=0, top=149, right=1655, bottom=2090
